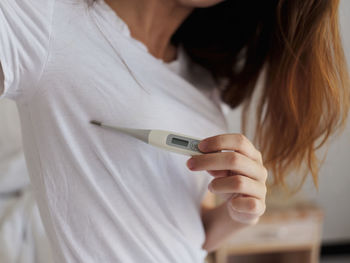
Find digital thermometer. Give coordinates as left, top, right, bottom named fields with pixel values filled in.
left=90, top=120, right=204, bottom=156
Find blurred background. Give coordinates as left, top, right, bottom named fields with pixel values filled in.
left=0, top=1, right=349, bottom=263
left=218, top=1, right=350, bottom=262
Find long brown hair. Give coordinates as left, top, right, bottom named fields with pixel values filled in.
left=172, top=0, right=350, bottom=192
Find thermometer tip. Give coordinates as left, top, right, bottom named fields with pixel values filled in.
left=90, top=120, right=102, bottom=126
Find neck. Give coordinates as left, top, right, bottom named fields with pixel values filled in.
left=104, top=0, right=193, bottom=63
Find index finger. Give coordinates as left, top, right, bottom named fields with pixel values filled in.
left=198, top=134, right=263, bottom=164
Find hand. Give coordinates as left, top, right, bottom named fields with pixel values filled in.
left=186, top=134, right=268, bottom=225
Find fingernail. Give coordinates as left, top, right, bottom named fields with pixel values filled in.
left=187, top=158, right=195, bottom=170
left=198, top=140, right=207, bottom=151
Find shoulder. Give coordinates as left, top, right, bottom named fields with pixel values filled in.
left=0, top=0, right=56, bottom=45
left=0, top=0, right=56, bottom=18
left=0, top=0, right=56, bottom=101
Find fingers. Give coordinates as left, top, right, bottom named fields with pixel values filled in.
left=229, top=195, right=266, bottom=216
left=209, top=175, right=266, bottom=200
left=187, top=151, right=268, bottom=182
left=198, top=134, right=263, bottom=164
left=226, top=197, right=263, bottom=225
left=206, top=170, right=229, bottom=177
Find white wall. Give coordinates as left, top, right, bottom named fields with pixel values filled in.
left=225, top=0, right=350, bottom=242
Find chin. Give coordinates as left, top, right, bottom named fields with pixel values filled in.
left=177, top=0, right=225, bottom=8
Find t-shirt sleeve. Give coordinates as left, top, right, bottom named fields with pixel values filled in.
left=0, top=0, right=55, bottom=101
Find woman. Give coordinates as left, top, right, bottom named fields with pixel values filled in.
left=0, top=0, right=348, bottom=262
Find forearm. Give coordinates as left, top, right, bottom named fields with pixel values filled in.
left=201, top=202, right=251, bottom=253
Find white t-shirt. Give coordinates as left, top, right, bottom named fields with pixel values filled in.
left=0, top=0, right=229, bottom=262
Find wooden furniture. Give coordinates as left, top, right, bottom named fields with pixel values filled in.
left=213, top=205, right=323, bottom=263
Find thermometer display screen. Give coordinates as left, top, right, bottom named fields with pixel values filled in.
left=172, top=137, right=189, bottom=147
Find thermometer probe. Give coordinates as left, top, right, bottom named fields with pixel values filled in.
left=90, top=120, right=204, bottom=156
